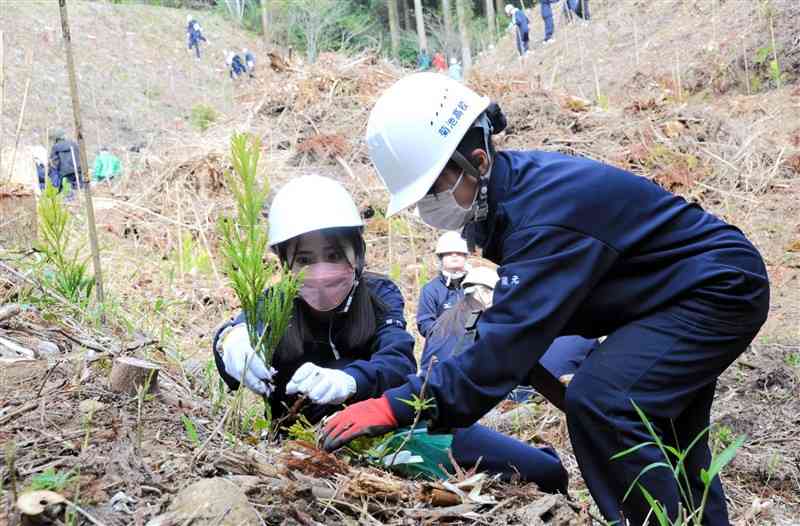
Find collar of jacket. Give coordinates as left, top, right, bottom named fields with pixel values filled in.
left=463, top=151, right=511, bottom=262
left=439, top=271, right=464, bottom=289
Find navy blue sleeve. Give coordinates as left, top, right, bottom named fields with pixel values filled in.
left=416, top=282, right=440, bottom=337
left=49, top=147, right=60, bottom=175
left=539, top=336, right=597, bottom=378
left=385, top=226, right=618, bottom=427
left=343, top=279, right=417, bottom=401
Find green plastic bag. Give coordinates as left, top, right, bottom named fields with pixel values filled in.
left=371, top=426, right=455, bottom=481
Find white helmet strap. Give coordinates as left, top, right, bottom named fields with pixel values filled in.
left=449, top=112, right=494, bottom=223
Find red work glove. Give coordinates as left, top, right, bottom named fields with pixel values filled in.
left=321, top=395, right=398, bottom=452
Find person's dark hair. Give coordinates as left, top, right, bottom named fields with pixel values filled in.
left=272, top=227, right=386, bottom=362
left=430, top=293, right=485, bottom=342
left=448, top=102, right=507, bottom=171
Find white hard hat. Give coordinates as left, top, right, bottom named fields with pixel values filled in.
left=463, top=266, right=498, bottom=289
left=505, top=4, right=515, bottom=16
left=435, top=231, right=469, bottom=255
left=366, top=73, right=490, bottom=216
left=186, top=14, right=193, bottom=22
left=267, top=175, right=363, bottom=246
left=449, top=57, right=457, bottom=65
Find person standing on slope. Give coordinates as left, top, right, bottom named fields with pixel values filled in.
left=92, top=146, right=122, bottom=184
left=505, top=4, right=530, bottom=56
left=432, top=51, right=447, bottom=73
left=48, top=129, right=82, bottom=198
left=242, top=48, right=256, bottom=78
left=186, top=15, right=208, bottom=59
left=539, top=0, right=556, bottom=44
left=321, top=73, right=769, bottom=526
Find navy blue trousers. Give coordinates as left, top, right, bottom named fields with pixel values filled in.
left=515, top=30, right=529, bottom=55
left=451, top=424, right=568, bottom=494
left=565, top=269, right=769, bottom=525
left=542, top=15, right=554, bottom=41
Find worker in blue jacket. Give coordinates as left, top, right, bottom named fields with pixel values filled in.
left=539, top=0, right=556, bottom=44
left=416, top=231, right=468, bottom=339
left=48, top=129, right=82, bottom=197
left=214, top=175, right=567, bottom=493
left=322, top=74, right=770, bottom=526
left=564, top=0, right=591, bottom=23
left=186, top=15, right=208, bottom=59
left=504, top=4, right=530, bottom=56
left=226, top=52, right=247, bottom=80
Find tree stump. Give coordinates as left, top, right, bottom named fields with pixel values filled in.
left=109, top=357, right=160, bottom=395
left=0, top=190, right=37, bottom=252
left=17, top=490, right=66, bottom=526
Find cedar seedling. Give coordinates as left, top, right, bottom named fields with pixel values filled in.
left=218, top=133, right=302, bottom=430
left=182, top=415, right=200, bottom=447
left=27, top=468, right=76, bottom=492
left=36, top=179, right=95, bottom=306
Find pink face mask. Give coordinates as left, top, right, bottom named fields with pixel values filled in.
left=298, top=262, right=355, bottom=312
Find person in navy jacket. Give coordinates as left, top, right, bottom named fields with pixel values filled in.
left=322, top=74, right=770, bottom=526
left=504, top=4, right=530, bottom=56
left=186, top=15, right=208, bottom=59
left=416, top=231, right=468, bottom=339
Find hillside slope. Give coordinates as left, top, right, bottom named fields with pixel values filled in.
left=0, top=0, right=262, bottom=153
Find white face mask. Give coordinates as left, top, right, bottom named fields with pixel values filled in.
left=417, top=171, right=476, bottom=230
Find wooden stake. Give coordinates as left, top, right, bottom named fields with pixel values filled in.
left=57, top=0, right=105, bottom=314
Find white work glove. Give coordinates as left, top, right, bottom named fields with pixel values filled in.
left=285, top=362, right=356, bottom=405
left=219, top=323, right=276, bottom=396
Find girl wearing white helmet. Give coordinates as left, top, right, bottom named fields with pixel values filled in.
left=323, top=73, right=769, bottom=526
left=416, top=231, right=468, bottom=339
left=213, top=175, right=416, bottom=424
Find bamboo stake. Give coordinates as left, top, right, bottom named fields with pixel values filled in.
left=742, top=40, right=751, bottom=96
left=0, top=31, right=4, bottom=180
left=58, top=0, right=106, bottom=313
left=768, top=11, right=782, bottom=90
left=5, top=56, right=32, bottom=185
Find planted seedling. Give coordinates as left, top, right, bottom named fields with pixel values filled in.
left=218, top=133, right=302, bottom=432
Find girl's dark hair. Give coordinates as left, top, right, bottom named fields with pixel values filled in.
left=430, top=294, right=485, bottom=342
left=273, top=227, right=386, bottom=363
